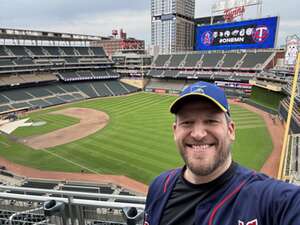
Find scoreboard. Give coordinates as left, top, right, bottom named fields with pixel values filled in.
left=195, top=16, right=278, bottom=51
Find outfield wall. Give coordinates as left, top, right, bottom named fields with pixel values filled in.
left=120, top=78, right=148, bottom=89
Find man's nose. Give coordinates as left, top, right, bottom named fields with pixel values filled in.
left=190, top=123, right=207, bottom=139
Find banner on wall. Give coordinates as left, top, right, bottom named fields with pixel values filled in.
left=284, top=35, right=300, bottom=65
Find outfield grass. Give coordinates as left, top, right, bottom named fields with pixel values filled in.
left=0, top=92, right=273, bottom=184
left=250, top=86, right=285, bottom=110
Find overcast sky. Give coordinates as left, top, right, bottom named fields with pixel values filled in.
left=0, top=0, right=299, bottom=47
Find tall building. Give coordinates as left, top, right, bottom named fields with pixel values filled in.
left=151, top=0, right=195, bottom=54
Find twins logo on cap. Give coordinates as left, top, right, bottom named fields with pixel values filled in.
left=190, top=85, right=206, bottom=94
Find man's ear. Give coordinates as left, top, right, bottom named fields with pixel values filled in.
left=228, top=121, right=235, bottom=142
left=172, top=122, right=177, bottom=141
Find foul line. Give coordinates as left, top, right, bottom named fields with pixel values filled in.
left=39, top=147, right=102, bottom=174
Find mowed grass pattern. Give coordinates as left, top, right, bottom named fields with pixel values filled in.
left=0, top=92, right=273, bottom=184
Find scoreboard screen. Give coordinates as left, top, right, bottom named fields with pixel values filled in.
left=195, top=16, right=278, bottom=51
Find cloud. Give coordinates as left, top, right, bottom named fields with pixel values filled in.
left=0, top=0, right=298, bottom=47
left=36, top=9, right=151, bottom=41
left=0, top=1, right=151, bottom=43
left=280, top=20, right=300, bottom=29
left=0, top=0, right=149, bottom=21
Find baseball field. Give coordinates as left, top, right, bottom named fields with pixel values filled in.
left=0, top=92, right=273, bottom=184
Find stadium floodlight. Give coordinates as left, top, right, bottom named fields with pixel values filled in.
left=212, top=0, right=261, bottom=11
left=211, top=0, right=263, bottom=20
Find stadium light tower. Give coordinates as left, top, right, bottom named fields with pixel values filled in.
left=211, top=0, right=263, bottom=23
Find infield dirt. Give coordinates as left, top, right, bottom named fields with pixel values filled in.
left=21, top=108, right=109, bottom=149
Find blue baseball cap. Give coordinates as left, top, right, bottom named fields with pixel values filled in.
left=170, top=81, right=230, bottom=115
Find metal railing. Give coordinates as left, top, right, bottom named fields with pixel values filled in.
left=0, top=185, right=146, bottom=225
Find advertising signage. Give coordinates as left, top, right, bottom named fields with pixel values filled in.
left=195, top=16, right=278, bottom=51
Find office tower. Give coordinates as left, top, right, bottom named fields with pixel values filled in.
left=151, top=0, right=195, bottom=54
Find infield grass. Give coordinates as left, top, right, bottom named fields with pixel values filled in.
left=12, top=114, right=79, bottom=137
left=0, top=92, right=273, bottom=184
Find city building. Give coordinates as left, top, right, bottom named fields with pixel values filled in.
left=92, top=29, right=145, bottom=58
left=151, top=0, right=195, bottom=54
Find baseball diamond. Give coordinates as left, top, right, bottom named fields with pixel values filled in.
left=0, top=92, right=273, bottom=184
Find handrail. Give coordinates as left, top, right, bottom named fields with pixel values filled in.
left=0, top=185, right=146, bottom=203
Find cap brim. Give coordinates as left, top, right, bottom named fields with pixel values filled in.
left=169, top=93, right=228, bottom=114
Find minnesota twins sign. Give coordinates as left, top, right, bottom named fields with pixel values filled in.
left=195, top=17, right=278, bottom=51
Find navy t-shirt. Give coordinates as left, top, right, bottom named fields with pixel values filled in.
left=159, top=162, right=237, bottom=225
